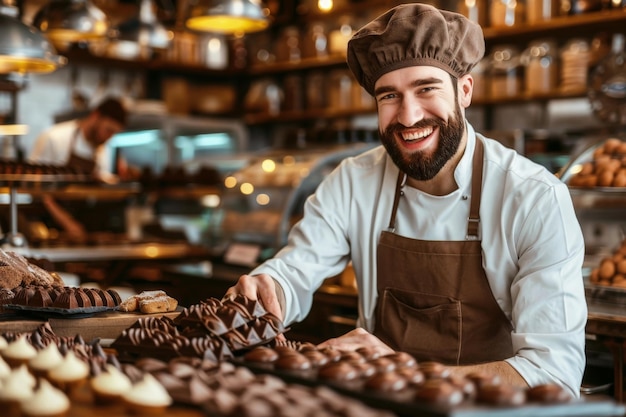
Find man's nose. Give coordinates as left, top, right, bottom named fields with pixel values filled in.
left=397, top=97, right=424, bottom=127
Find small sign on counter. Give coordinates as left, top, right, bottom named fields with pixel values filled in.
left=224, top=243, right=261, bottom=267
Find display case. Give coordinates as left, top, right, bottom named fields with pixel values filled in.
left=205, top=142, right=377, bottom=264
left=558, top=133, right=626, bottom=272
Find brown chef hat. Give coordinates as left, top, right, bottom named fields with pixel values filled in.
left=347, top=3, right=485, bottom=96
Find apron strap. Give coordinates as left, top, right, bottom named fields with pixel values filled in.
left=387, top=171, right=406, bottom=232
left=467, top=137, right=484, bottom=239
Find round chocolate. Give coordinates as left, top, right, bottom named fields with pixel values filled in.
left=476, top=383, right=526, bottom=406
left=243, top=346, right=279, bottom=364
left=397, top=367, right=425, bottom=386
left=419, top=361, right=451, bottom=379
left=385, top=351, right=417, bottom=368
left=526, top=384, right=571, bottom=403
left=365, top=371, right=408, bottom=392
left=415, top=379, right=464, bottom=406
left=319, top=347, right=342, bottom=362
left=466, top=371, right=501, bottom=389
left=340, top=351, right=365, bottom=364
left=274, top=353, right=312, bottom=371
left=448, top=374, right=477, bottom=400
left=318, top=361, right=360, bottom=382
left=351, top=361, right=377, bottom=378
left=302, top=349, right=329, bottom=367
left=368, top=357, right=397, bottom=373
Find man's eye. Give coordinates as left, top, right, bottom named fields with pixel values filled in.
left=378, top=93, right=397, bottom=101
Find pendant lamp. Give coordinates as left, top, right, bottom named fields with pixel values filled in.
left=185, top=0, right=270, bottom=34
left=111, top=0, right=171, bottom=50
left=0, top=2, right=66, bottom=74
left=32, top=0, right=109, bottom=46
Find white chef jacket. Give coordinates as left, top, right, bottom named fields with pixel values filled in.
left=251, top=123, right=587, bottom=397
left=28, top=120, right=113, bottom=181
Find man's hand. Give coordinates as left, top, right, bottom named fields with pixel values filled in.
left=317, top=328, right=395, bottom=356
left=224, top=273, right=283, bottom=321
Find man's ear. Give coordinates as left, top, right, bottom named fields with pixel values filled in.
left=458, top=74, right=474, bottom=109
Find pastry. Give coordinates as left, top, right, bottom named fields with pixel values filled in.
left=0, top=366, right=35, bottom=417
left=140, top=295, right=178, bottom=314
left=2, top=335, right=38, bottom=368
left=526, top=383, right=571, bottom=403
left=29, top=343, right=64, bottom=378
left=90, top=363, right=133, bottom=404
left=122, top=373, right=173, bottom=414
left=118, top=290, right=178, bottom=313
left=20, top=379, right=70, bottom=417
left=47, top=350, right=90, bottom=398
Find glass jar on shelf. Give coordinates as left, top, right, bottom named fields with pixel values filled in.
left=526, top=0, right=558, bottom=23
left=490, top=0, right=525, bottom=27
left=305, top=71, right=327, bottom=109
left=328, top=15, right=355, bottom=56
left=301, top=21, right=329, bottom=59
left=275, top=26, right=302, bottom=63
left=488, top=45, right=522, bottom=99
left=521, top=39, right=558, bottom=95
left=327, top=69, right=353, bottom=110
left=283, top=74, right=305, bottom=112
left=560, top=38, right=591, bottom=93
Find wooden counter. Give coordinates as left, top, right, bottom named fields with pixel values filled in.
left=0, top=310, right=181, bottom=341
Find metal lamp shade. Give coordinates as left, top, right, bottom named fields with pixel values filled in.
left=0, top=10, right=66, bottom=74
left=32, top=0, right=109, bottom=45
left=186, top=0, right=269, bottom=34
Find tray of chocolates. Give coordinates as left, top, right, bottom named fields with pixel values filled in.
left=232, top=343, right=625, bottom=417
left=111, top=295, right=286, bottom=363
left=4, top=286, right=122, bottom=318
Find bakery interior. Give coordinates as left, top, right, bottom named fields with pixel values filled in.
left=0, top=0, right=626, bottom=414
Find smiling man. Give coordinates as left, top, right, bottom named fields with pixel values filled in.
left=226, top=3, right=587, bottom=397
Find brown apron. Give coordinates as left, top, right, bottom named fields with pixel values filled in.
left=373, top=138, right=514, bottom=365
left=66, top=127, right=96, bottom=174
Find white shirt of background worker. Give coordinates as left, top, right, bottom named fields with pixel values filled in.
left=28, top=96, right=127, bottom=184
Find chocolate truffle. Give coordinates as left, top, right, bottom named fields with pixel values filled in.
left=364, top=371, right=408, bottom=392
left=243, top=347, right=279, bottom=364
left=526, top=384, right=571, bottom=403
left=415, top=379, right=464, bottom=406
left=476, top=383, right=526, bottom=406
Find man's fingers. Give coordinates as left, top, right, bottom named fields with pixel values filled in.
left=223, top=274, right=283, bottom=320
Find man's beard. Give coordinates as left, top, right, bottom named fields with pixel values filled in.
left=380, top=104, right=465, bottom=181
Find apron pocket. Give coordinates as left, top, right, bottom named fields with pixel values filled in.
left=379, top=288, right=461, bottom=364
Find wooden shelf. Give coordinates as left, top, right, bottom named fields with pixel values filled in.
left=483, top=9, right=626, bottom=44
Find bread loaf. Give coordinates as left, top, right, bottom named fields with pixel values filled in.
left=119, top=291, right=178, bottom=313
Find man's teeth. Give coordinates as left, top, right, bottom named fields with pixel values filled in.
left=402, top=128, right=433, bottom=141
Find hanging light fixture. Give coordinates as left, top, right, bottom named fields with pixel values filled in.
left=32, top=0, right=109, bottom=46
left=185, top=0, right=270, bottom=34
left=0, top=0, right=66, bottom=74
left=108, top=0, right=171, bottom=59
